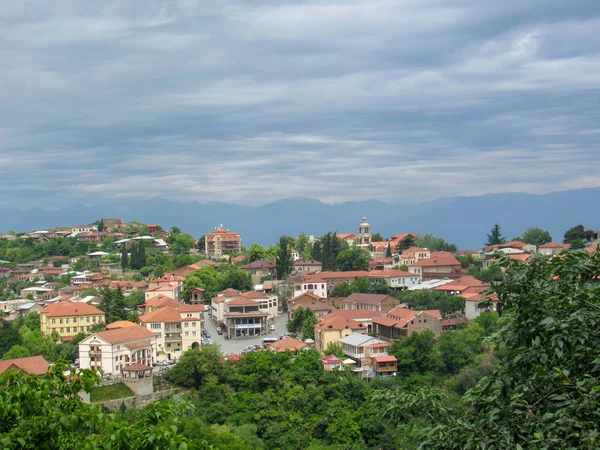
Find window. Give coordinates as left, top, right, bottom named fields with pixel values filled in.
left=86, top=317, right=90, bottom=323
left=92, top=317, right=97, bottom=323
left=185, top=331, right=189, bottom=337
left=66, top=318, right=70, bottom=324
left=60, top=318, right=64, bottom=324
left=66, top=327, right=70, bottom=333
left=192, top=331, right=196, bottom=336
left=191, top=322, right=196, bottom=327
left=117, top=345, right=120, bottom=350
left=60, top=328, right=64, bottom=333
left=73, top=318, right=77, bottom=323
left=150, top=323, right=161, bottom=330
left=184, top=322, right=188, bottom=327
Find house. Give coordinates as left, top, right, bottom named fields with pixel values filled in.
left=389, top=233, right=418, bottom=250
left=0, top=355, right=50, bottom=375
left=434, top=276, right=489, bottom=296
left=538, top=242, right=571, bottom=257
left=16, top=302, right=43, bottom=316
left=210, top=289, right=241, bottom=323
left=369, top=241, right=390, bottom=257
left=287, top=292, right=336, bottom=319
left=1, top=299, right=31, bottom=314
left=20, top=286, right=55, bottom=300
left=338, top=333, right=396, bottom=378
left=408, top=252, right=462, bottom=280
left=481, top=253, right=534, bottom=269
left=314, top=315, right=368, bottom=352
left=319, top=309, right=385, bottom=334
left=78, top=322, right=157, bottom=375
left=341, top=293, right=400, bottom=313
left=108, top=280, right=148, bottom=295
left=268, top=337, right=308, bottom=353
left=139, top=294, right=182, bottom=314
left=337, top=234, right=358, bottom=246
left=293, top=260, right=323, bottom=273
left=373, top=307, right=442, bottom=340
left=464, top=293, right=501, bottom=320
left=298, top=274, right=328, bottom=298
left=322, top=354, right=344, bottom=371
left=205, top=226, right=242, bottom=257
left=366, top=270, right=422, bottom=290
left=40, top=301, right=105, bottom=340
left=222, top=297, right=268, bottom=340
left=402, top=247, right=431, bottom=261
left=0, top=267, right=12, bottom=278
left=71, top=224, right=97, bottom=235
left=174, top=260, right=219, bottom=277
left=242, top=259, right=277, bottom=284
left=138, top=304, right=205, bottom=361
left=76, top=231, right=101, bottom=243
left=483, top=240, right=536, bottom=254
left=238, top=290, right=279, bottom=320
left=144, top=283, right=181, bottom=302
left=368, top=258, right=393, bottom=271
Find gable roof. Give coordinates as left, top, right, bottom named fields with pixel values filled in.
left=218, top=288, right=241, bottom=296
left=410, top=252, right=461, bottom=268
left=239, top=291, right=270, bottom=299
left=323, top=354, right=343, bottom=364
left=339, top=333, right=389, bottom=347
left=40, top=301, right=104, bottom=317
left=95, top=324, right=156, bottom=344
left=322, top=309, right=384, bottom=321
left=268, top=337, right=307, bottom=352
left=138, top=306, right=182, bottom=323
left=106, top=320, right=138, bottom=330
left=145, top=295, right=181, bottom=309
left=0, top=355, right=50, bottom=375
left=315, top=315, right=365, bottom=332
left=242, top=259, right=276, bottom=269
left=227, top=297, right=259, bottom=306
left=539, top=242, right=571, bottom=249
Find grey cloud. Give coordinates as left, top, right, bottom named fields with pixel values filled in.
left=0, top=0, right=599, bottom=209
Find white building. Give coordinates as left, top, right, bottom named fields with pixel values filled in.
left=298, top=276, right=328, bottom=298
left=138, top=304, right=205, bottom=362
left=78, top=322, right=157, bottom=375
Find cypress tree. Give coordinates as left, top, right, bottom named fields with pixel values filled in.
left=139, top=241, right=146, bottom=268
left=121, top=245, right=129, bottom=269
left=130, top=242, right=139, bottom=270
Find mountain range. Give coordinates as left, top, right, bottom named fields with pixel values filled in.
left=0, top=188, right=598, bottom=250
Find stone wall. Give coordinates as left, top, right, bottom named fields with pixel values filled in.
left=98, top=388, right=181, bottom=411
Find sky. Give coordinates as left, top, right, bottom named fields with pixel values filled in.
left=1, top=0, right=599, bottom=209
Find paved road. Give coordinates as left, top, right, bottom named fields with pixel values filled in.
left=203, top=312, right=289, bottom=355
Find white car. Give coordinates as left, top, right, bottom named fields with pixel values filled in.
left=269, top=324, right=276, bottom=332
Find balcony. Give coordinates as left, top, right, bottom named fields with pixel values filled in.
left=88, top=350, right=102, bottom=357
left=165, top=334, right=181, bottom=343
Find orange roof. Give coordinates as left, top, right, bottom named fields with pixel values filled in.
left=41, top=301, right=104, bottom=318
left=268, top=337, right=307, bottom=352
left=316, top=315, right=365, bottom=331
left=125, top=340, right=152, bottom=350
left=584, top=246, right=598, bottom=255
left=368, top=269, right=416, bottom=278
left=145, top=283, right=178, bottom=292
left=423, top=309, right=442, bottom=320
left=0, top=355, right=50, bottom=375
left=337, top=234, right=357, bottom=240
left=218, top=288, right=241, bottom=296
left=322, top=309, right=384, bottom=320
left=373, top=355, right=397, bottom=363
left=227, top=297, right=258, bottom=306
left=410, top=252, right=461, bottom=268
left=106, top=320, right=138, bottom=330
left=403, top=247, right=428, bottom=253
left=178, top=304, right=205, bottom=312
left=318, top=271, right=370, bottom=279
left=138, top=306, right=182, bottom=323
left=342, top=293, right=396, bottom=305
left=539, top=242, right=571, bottom=249
left=121, top=363, right=152, bottom=371
left=145, top=295, right=181, bottom=309
left=390, top=233, right=417, bottom=241
left=239, top=291, right=270, bottom=299
left=95, top=324, right=156, bottom=344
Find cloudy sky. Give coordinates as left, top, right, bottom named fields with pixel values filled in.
left=1, top=0, right=599, bottom=209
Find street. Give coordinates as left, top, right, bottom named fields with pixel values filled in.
left=203, top=312, right=289, bottom=355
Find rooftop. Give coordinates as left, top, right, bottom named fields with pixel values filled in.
left=40, top=301, right=104, bottom=317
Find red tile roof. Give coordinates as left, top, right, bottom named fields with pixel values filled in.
left=218, top=288, right=241, bottom=296
left=138, top=306, right=182, bottom=323
left=0, top=355, right=50, bottom=375
left=316, top=315, right=365, bottom=331
left=41, top=301, right=104, bottom=318
left=373, top=355, right=397, bottom=363
left=145, top=295, right=181, bottom=309
left=96, top=324, right=156, bottom=344
left=539, top=242, right=571, bottom=249
left=121, top=363, right=152, bottom=371
left=106, top=320, right=138, bottom=330
left=227, top=297, right=258, bottom=306
left=410, top=252, right=461, bottom=268
left=342, top=293, right=396, bottom=305
left=268, top=337, right=307, bottom=352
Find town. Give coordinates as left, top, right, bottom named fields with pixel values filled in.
left=1, top=217, right=599, bottom=448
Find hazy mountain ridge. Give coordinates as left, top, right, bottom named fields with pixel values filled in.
left=0, top=189, right=598, bottom=249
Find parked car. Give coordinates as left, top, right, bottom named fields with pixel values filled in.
left=216, top=326, right=223, bottom=335
left=159, top=366, right=170, bottom=372
left=202, top=338, right=212, bottom=345
left=205, top=331, right=211, bottom=338
left=269, top=324, right=276, bottom=332
left=165, top=359, right=175, bottom=365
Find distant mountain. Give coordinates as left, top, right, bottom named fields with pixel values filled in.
left=0, top=189, right=598, bottom=250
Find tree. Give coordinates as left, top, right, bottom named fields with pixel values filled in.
left=165, top=345, right=224, bottom=388
left=563, top=224, right=593, bottom=245
left=371, top=233, right=384, bottom=242
left=396, top=236, right=416, bottom=252
left=247, top=243, right=266, bottom=263
left=399, top=290, right=464, bottom=316
left=171, top=226, right=182, bottom=235
left=388, top=249, right=600, bottom=449
left=570, top=238, right=587, bottom=249
left=414, top=234, right=457, bottom=252
left=120, top=245, right=128, bottom=269
left=138, top=240, right=146, bottom=268
left=469, top=264, right=504, bottom=283
left=385, top=242, right=392, bottom=258
left=324, top=341, right=345, bottom=358
left=129, top=242, right=139, bottom=270
left=170, top=233, right=196, bottom=255
left=521, top=227, right=552, bottom=247
left=336, top=248, right=370, bottom=271
left=296, top=233, right=310, bottom=254
left=286, top=307, right=317, bottom=340
left=389, top=330, right=442, bottom=376
left=275, top=236, right=294, bottom=280
left=485, top=223, right=506, bottom=246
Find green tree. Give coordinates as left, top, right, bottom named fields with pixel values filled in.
left=522, top=227, right=552, bottom=247
left=371, top=232, right=384, bottom=242
left=336, top=247, right=370, bottom=271
left=296, top=233, right=310, bottom=254
left=138, top=240, right=146, bottom=268
left=485, top=223, right=506, bottom=246
left=120, top=245, right=128, bottom=269
left=385, top=242, right=392, bottom=258
left=247, top=243, right=266, bottom=263
left=389, top=330, right=442, bottom=376
left=414, top=234, right=457, bottom=252
left=275, top=236, right=294, bottom=280
left=399, top=290, right=464, bottom=316
left=324, top=341, right=345, bottom=358
left=563, top=224, right=593, bottom=245
left=286, top=307, right=317, bottom=339
left=170, top=233, right=196, bottom=255
left=165, top=345, right=224, bottom=388
left=396, top=235, right=416, bottom=252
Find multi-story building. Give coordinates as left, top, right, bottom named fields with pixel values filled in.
left=314, top=314, right=368, bottom=352
left=78, top=322, right=157, bottom=375
left=338, top=333, right=397, bottom=378
left=205, top=226, right=242, bottom=258
left=222, top=297, right=268, bottom=340
left=241, top=259, right=276, bottom=284
left=40, top=301, right=105, bottom=341
left=211, top=290, right=278, bottom=329
left=341, top=293, right=400, bottom=313
left=373, top=307, right=442, bottom=339
left=138, top=304, right=205, bottom=361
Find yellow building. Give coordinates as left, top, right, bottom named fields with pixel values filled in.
left=40, top=301, right=105, bottom=340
